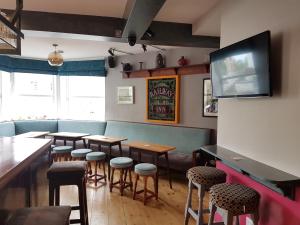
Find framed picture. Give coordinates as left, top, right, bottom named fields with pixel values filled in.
left=146, top=75, right=180, bottom=124
left=117, top=86, right=134, bottom=104
left=203, top=78, right=218, bottom=117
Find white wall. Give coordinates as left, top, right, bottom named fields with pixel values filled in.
left=218, top=0, right=300, bottom=176
left=105, top=47, right=218, bottom=130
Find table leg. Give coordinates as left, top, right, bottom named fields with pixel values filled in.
left=108, top=145, right=112, bottom=179
left=165, top=152, right=172, bottom=189
left=98, top=144, right=101, bottom=151
left=72, top=140, right=76, bottom=150
left=83, top=139, right=87, bottom=148
left=88, top=142, right=90, bottom=149
left=54, top=137, right=57, bottom=145
left=64, top=139, right=67, bottom=146
left=154, top=153, right=159, bottom=198
left=129, top=147, right=132, bottom=158
left=118, top=142, right=123, bottom=156
left=138, top=150, right=141, bottom=163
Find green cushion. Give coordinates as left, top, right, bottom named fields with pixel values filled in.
left=53, top=146, right=73, bottom=153
left=110, top=157, right=133, bottom=169
left=0, top=122, right=15, bottom=137
left=14, top=120, right=58, bottom=134
left=71, top=148, right=92, bottom=158
left=104, top=121, right=210, bottom=154
left=135, top=163, right=157, bottom=176
left=86, top=152, right=106, bottom=161
left=58, top=120, right=107, bottom=135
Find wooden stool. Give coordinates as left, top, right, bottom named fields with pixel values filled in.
left=71, top=148, right=92, bottom=160
left=109, top=157, right=133, bottom=196
left=208, top=183, right=260, bottom=225
left=133, top=163, right=158, bottom=205
left=52, top=146, right=73, bottom=161
left=86, top=151, right=107, bottom=186
left=47, top=161, right=88, bottom=225
left=184, top=166, right=227, bottom=225
left=6, top=206, right=71, bottom=225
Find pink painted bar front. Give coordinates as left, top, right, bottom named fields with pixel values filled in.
left=216, top=161, right=300, bottom=225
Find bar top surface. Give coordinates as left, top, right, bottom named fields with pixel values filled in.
left=0, top=137, right=51, bottom=189
left=201, top=145, right=300, bottom=185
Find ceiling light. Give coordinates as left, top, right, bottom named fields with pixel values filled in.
left=48, top=44, right=64, bottom=67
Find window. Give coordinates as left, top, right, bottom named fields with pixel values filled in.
left=60, top=76, right=105, bottom=120
left=0, top=72, right=105, bottom=121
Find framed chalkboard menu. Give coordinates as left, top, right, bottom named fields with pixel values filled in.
left=146, top=75, right=180, bottom=124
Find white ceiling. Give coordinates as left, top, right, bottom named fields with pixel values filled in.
left=21, top=36, right=177, bottom=60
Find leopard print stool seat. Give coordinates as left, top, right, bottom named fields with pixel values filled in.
left=208, top=183, right=260, bottom=225
left=184, top=166, right=226, bottom=225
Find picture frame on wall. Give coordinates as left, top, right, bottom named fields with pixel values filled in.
left=117, top=86, right=134, bottom=104
left=203, top=78, right=218, bottom=117
left=146, top=75, right=180, bottom=124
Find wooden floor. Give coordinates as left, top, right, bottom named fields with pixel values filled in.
left=34, top=164, right=210, bottom=225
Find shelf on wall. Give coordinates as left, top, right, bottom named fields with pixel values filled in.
left=122, top=63, right=210, bottom=78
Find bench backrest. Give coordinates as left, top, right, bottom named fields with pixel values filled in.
left=14, top=120, right=58, bottom=134
left=58, top=120, right=107, bottom=135
left=104, top=121, right=210, bottom=154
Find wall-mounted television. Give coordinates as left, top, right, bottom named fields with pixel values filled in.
left=210, top=31, right=271, bottom=98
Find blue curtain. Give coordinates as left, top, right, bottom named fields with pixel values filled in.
left=0, top=55, right=106, bottom=76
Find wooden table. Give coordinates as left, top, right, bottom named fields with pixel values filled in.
left=14, top=131, right=50, bottom=138
left=126, top=141, right=175, bottom=194
left=48, top=132, right=89, bottom=149
left=0, top=137, right=52, bottom=205
left=83, top=135, right=127, bottom=178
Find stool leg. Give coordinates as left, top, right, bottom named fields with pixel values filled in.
left=153, top=174, right=158, bottom=200
left=251, top=210, right=259, bottom=225
left=55, top=186, right=60, bottom=206
left=224, top=211, right=234, bottom=225
left=133, top=174, right=139, bottom=200
left=143, top=176, right=148, bottom=205
left=94, top=161, right=98, bottom=186
left=120, top=169, right=124, bottom=196
left=49, top=183, right=55, bottom=206
left=197, top=184, right=205, bottom=225
left=208, top=203, right=217, bottom=225
left=102, top=161, right=107, bottom=182
left=184, top=180, right=193, bottom=225
left=129, top=169, right=133, bottom=191
left=109, top=168, right=115, bottom=192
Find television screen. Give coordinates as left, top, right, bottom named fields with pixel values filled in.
left=210, top=31, right=271, bottom=98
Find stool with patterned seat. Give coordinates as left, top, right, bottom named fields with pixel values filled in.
left=184, top=166, right=227, bottom=225
left=6, top=206, right=72, bottom=225
left=133, top=163, right=158, bottom=205
left=52, top=146, right=73, bottom=162
left=86, top=151, right=107, bottom=186
left=208, top=183, right=260, bottom=225
left=47, top=161, right=88, bottom=225
left=109, top=157, right=133, bottom=196
left=71, top=149, right=92, bottom=160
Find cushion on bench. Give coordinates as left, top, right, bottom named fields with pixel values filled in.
left=58, top=120, right=107, bottom=135
left=0, top=122, right=15, bottom=137
left=14, top=120, right=58, bottom=134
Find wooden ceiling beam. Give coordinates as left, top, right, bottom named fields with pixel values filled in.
left=3, top=9, right=220, bottom=48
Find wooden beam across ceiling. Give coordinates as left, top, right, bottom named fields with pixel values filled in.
left=3, top=9, right=220, bottom=48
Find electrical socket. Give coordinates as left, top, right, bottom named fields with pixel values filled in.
left=246, top=216, right=254, bottom=225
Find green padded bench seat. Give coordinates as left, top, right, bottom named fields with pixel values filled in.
left=0, top=122, right=15, bottom=137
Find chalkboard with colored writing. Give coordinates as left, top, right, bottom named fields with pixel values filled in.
left=146, top=75, right=180, bottom=124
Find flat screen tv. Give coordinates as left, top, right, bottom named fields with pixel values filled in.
left=210, top=31, right=271, bottom=98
